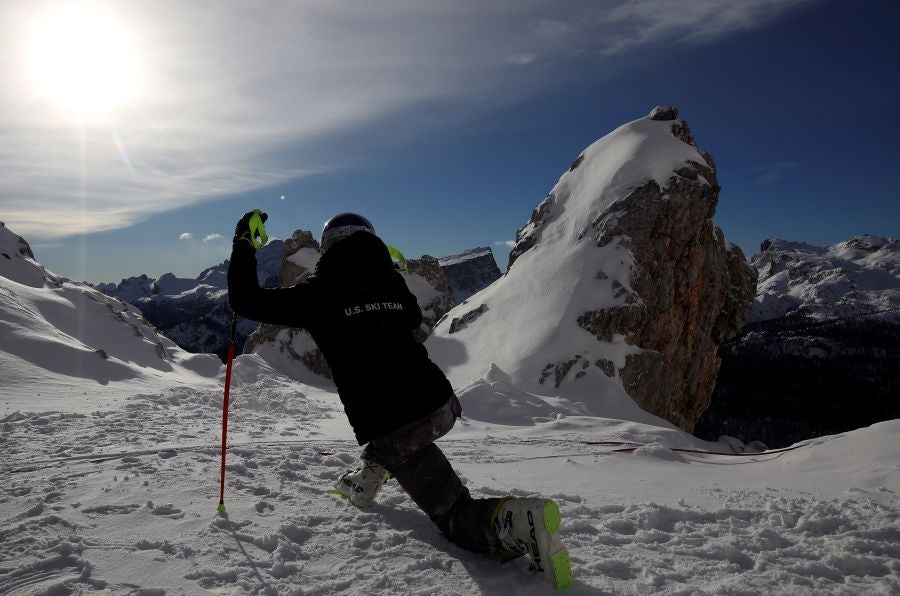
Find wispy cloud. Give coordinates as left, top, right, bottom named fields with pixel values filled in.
left=179, top=232, right=193, bottom=240
left=495, top=240, right=517, bottom=248
left=0, top=0, right=815, bottom=240
left=754, top=161, right=799, bottom=185
left=203, top=233, right=223, bottom=243
left=508, top=53, right=538, bottom=66
left=536, top=0, right=816, bottom=57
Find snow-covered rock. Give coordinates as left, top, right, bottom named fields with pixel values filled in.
left=405, top=255, right=456, bottom=341
left=750, top=235, right=900, bottom=323
left=244, top=230, right=331, bottom=384
left=428, top=107, right=755, bottom=432
left=437, top=247, right=502, bottom=303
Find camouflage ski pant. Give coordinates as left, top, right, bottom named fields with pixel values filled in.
left=363, top=395, right=503, bottom=555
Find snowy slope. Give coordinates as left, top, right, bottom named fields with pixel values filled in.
left=0, top=222, right=220, bottom=413
left=1, top=221, right=898, bottom=594
left=427, top=112, right=708, bottom=422
left=751, top=235, right=900, bottom=323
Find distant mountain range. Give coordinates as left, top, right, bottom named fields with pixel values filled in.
left=95, top=240, right=285, bottom=362
left=96, top=241, right=502, bottom=362
left=749, top=235, right=900, bottom=323
left=695, top=235, right=900, bottom=447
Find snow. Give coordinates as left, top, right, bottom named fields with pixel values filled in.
left=156, top=273, right=206, bottom=297
left=400, top=270, right=442, bottom=308
left=285, top=247, right=320, bottom=273
left=0, top=224, right=221, bottom=414
left=437, top=247, right=494, bottom=268
left=2, top=222, right=898, bottom=594
left=751, top=235, right=900, bottom=323
left=2, top=369, right=898, bottom=594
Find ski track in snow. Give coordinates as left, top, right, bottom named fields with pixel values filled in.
left=2, top=386, right=899, bottom=595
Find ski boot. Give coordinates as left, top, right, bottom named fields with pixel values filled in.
left=492, top=497, right=572, bottom=589
left=333, top=459, right=390, bottom=508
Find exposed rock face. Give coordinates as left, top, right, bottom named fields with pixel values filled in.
left=0, top=221, right=35, bottom=260
left=649, top=105, right=679, bottom=121
left=278, top=230, right=319, bottom=287
left=575, top=178, right=757, bottom=428
left=405, top=255, right=456, bottom=342
left=565, top=111, right=756, bottom=431
left=448, top=304, right=487, bottom=334
left=96, top=274, right=154, bottom=304
left=437, top=247, right=502, bottom=303
left=508, top=194, right=554, bottom=270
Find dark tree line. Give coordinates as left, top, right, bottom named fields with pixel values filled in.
left=694, top=315, right=900, bottom=448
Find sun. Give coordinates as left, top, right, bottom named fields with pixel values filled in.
left=24, top=5, right=141, bottom=122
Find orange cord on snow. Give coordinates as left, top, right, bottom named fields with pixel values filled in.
left=581, top=440, right=812, bottom=457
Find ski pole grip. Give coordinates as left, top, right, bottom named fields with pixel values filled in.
left=249, top=209, right=268, bottom=249
left=386, top=245, right=407, bottom=271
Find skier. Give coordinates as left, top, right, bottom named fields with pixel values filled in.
left=228, top=211, right=572, bottom=589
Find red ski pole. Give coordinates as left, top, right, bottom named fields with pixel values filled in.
left=217, top=312, right=239, bottom=513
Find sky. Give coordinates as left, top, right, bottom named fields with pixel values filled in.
left=0, top=0, right=897, bottom=284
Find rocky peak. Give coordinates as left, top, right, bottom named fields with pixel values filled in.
left=437, top=247, right=502, bottom=303
left=837, top=234, right=898, bottom=255
left=101, top=274, right=156, bottom=304
left=575, top=112, right=756, bottom=430
left=406, top=255, right=457, bottom=341
left=279, top=230, right=319, bottom=286
left=429, top=107, right=757, bottom=433
left=648, top=105, right=678, bottom=121
left=0, top=222, right=35, bottom=260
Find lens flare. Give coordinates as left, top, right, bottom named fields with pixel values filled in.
left=24, top=5, right=141, bottom=122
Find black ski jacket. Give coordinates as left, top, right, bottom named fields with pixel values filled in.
left=227, top=231, right=455, bottom=444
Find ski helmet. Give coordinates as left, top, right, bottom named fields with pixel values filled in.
left=320, top=212, right=375, bottom=253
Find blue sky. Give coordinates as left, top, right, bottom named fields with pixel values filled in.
left=1, top=0, right=898, bottom=283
